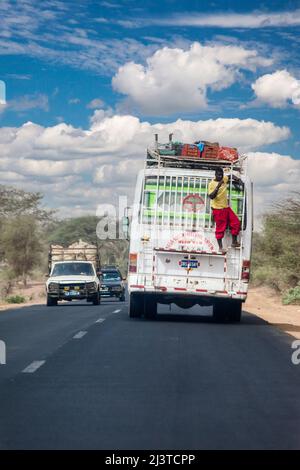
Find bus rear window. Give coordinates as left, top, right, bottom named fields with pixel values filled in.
left=139, top=174, right=246, bottom=230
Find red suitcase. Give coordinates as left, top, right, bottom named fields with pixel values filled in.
left=181, top=144, right=200, bottom=158
left=202, top=143, right=219, bottom=160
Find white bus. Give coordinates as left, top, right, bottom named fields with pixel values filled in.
left=127, top=139, right=253, bottom=322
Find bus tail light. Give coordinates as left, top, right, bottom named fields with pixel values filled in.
left=129, top=253, right=138, bottom=273
left=242, top=260, right=250, bottom=281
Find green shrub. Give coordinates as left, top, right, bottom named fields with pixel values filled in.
left=282, top=286, right=300, bottom=305
left=251, top=193, right=300, bottom=293
left=251, top=265, right=283, bottom=291
left=5, top=295, right=26, bottom=304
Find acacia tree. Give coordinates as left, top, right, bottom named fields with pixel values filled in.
left=1, top=215, right=44, bottom=286
left=0, top=185, right=55, bottom=221
left=0, top=185, right=55, bottom=262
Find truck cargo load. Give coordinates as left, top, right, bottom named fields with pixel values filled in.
left=46, top=239, right=101, bottom=307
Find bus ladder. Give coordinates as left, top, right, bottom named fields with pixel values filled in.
left=227, top=154, right=248, bottom=289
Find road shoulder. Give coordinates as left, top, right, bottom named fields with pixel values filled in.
left=245, top=286, right=300, bottom=339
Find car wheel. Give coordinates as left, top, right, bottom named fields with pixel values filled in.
left=47, top=295, right=57, bottom=306
left=92, top=292, right=101, bottom=305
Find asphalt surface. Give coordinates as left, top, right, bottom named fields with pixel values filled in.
left=0, top=294, right=300, bottom=449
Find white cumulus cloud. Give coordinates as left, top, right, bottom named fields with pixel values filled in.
left=248, top=151, right=300, bottom=223
left=0, top=113, right=293, bottom=224
left=112, top=42, right=272, bottom=115
left=252, top=70, right=300, bottom=108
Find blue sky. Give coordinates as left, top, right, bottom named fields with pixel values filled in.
left=0, top=0, right=299, bottom=220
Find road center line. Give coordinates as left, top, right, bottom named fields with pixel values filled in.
left=95, top=318, right=105, bottom=323
left=112, top=309, right=121, bottom=313
left=73, top=331, right=87, bottom=339
left=22, top=360, right=45, bottom=373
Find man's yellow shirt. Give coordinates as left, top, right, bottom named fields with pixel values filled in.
left=208, top=175, right=229, bottom=209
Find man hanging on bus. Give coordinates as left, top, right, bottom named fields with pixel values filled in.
left=208, top=166, right=244, bottom=252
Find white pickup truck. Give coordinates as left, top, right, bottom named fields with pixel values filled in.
left=126, top=137, right=253, bottom=322
left=46, top=240, right=101, bottom=306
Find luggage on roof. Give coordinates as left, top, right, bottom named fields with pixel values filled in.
left=181, top=144, right=201, bottom=158
left=155, top=139, right=239, bottom=162
left=148, top=134, right=241, bottom=170
left=218, top=146, right=238, bottom=162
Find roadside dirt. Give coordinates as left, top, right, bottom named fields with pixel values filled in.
left=1, top=283, right=299, bottom=340
left=245, top=286, right=300, bottom=340
left=0, top=281, right=45, bottom=311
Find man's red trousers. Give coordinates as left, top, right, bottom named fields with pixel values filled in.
left=212, top=207, right=240, bottom=240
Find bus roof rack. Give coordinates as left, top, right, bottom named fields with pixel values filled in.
left=146, top=147, right=246, bottom=173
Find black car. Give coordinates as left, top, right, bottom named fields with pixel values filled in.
left=100, top=267, right=125, bottom=301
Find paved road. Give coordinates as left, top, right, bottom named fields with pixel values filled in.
left=0, top=296, right=299, bottom=449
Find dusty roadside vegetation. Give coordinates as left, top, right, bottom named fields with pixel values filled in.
left=0, top=281, right=45, bottom=311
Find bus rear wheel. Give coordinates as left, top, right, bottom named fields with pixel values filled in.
left=213, top=300, right=242, bottom=323
left=228, top=300, right=242, bottom=322
left=144, top=295, right=157, bottom=319
left=213, top=301, right=227, bottom=322
left=129, top=293, right=143, bottom=318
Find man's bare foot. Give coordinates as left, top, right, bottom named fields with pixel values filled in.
left=231, top=235, right=240, bottom=248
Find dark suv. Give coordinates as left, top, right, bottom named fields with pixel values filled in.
left=100, top=267, right=125, bottom=301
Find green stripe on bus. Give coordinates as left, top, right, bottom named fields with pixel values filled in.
left=145, top=184, right=243, bottom=197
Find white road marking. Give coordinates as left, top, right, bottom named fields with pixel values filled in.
left=22, top=360, right=45, bottom=373
left=73, top=331, right=87, bottom=339
left=113, top=309, right=121, bottom=313
left=95, top=318, right=105, bottom=323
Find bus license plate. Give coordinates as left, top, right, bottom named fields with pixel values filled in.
left=180, top=260, right=199, bottom=269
